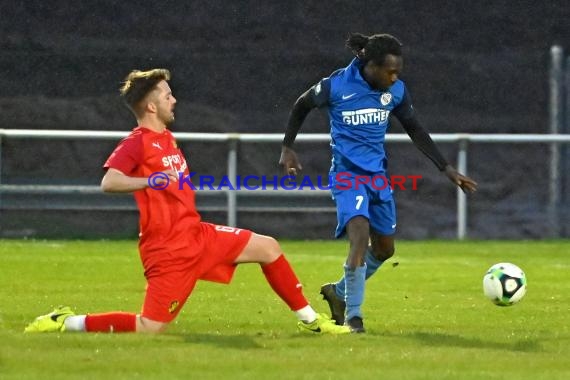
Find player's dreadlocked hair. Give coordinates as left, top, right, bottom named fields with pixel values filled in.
left=346, top=33, right=402, bottom=65
left=119, top=68, right=171, bottom=116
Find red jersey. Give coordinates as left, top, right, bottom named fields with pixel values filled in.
left=104, top=126, right=201, bottom=256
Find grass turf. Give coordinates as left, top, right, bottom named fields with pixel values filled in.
left=0, top=239, right=568, bottom=379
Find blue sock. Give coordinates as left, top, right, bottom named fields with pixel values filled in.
left=335, top=249, right=385, bottom=299
left=344, top=264, right=367, bottom=320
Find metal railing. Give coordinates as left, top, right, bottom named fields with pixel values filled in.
left=1, top=129, right=570, bottom=239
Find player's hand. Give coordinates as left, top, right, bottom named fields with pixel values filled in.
left=444, top=165, right=477, bottom=193
left=153, top=169, right=179, bottom=186
left=162, top=169, right=179, bottom=182
left=279, top=146, right=303, bottom=175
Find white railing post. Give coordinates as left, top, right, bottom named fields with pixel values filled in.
left=549, top=45, right=564, bottom=237
left=456, top=138, right=468, bottom=240
left=227, top=138, right=238, bottom=227
left=565, top=55, right=570, bottom=237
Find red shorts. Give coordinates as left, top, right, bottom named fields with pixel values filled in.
left=140, top=222, right=252, bottom=322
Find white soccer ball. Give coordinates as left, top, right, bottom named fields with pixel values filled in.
left=482, top=262, right=527, bottom=306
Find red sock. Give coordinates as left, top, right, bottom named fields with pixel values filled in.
left=262, top=254, right=309, bottom=311
left=85, top=312, right=137, bottom=333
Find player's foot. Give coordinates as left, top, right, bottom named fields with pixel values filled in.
left=346, top=316, right=366, bottom=333
left=320, top=283, right=346, bottom=325
left=24, top=306, right=75, bottom=333
left=297, top=313, right=351, bottom=334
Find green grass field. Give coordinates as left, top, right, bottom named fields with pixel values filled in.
left=0, top=239, right=568, bottom=380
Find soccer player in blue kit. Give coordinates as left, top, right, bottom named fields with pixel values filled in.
left=279, top=33, right=477, bottom=333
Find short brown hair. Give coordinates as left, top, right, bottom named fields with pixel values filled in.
left=119, top=68, right=171, bottom=115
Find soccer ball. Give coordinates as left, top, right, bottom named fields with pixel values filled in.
left=482, top=262, right=527, bottom=306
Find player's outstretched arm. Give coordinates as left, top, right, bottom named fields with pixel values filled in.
left=398, top=115, right=477, bottom=193
left=101, top=168, right=177, bottom=193
left=280, top=89, right=317, bottom=175
left=101, top=168, right=151, bottom=193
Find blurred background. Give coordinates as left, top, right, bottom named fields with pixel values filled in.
left=0, top=0, right=569, bottom=239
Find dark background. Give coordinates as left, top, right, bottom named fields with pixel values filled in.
left=1, top=0, right=569, bottom=239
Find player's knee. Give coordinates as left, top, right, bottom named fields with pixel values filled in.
left=236, top=234, right=282, bottom=264
left=253, top=235, right=282, bottom=264
left=264, top=236, right=282, bottom=262
left=372, top=244, right=395, bottom=261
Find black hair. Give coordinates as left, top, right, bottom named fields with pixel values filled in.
left=346, top=33, right=402, bottom=65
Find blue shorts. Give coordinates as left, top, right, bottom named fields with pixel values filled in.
left=330, top=169, right=397, bottom=238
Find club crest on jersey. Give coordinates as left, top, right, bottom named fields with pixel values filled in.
left=172, top=140, right=178, bottom=149
left=380, top=92, right=392, bottom=106
left=168, top=300, right=179, bottom=314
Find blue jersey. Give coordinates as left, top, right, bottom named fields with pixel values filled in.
left=311, top=58, right=414, bottom=173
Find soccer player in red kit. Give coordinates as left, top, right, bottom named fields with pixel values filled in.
left=24, top=68, right=350, bottom=335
